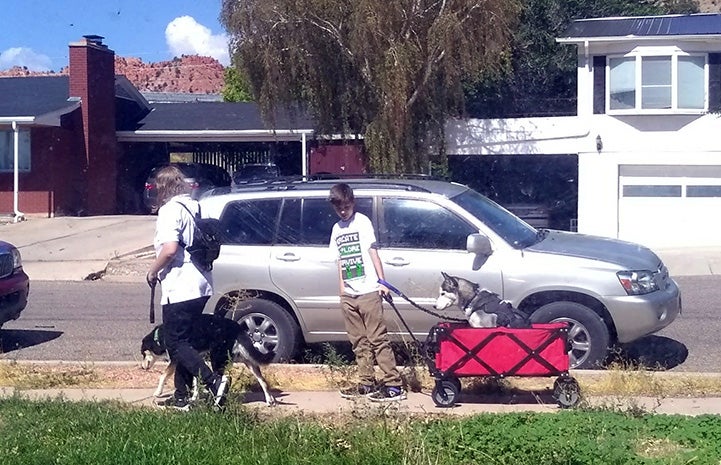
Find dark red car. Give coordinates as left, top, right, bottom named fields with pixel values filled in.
left=0, top=240, right=29, bottom=329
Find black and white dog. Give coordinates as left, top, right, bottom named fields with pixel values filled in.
left=434, top=272, right=531, bottom=329
left=140, top=313, right=277, bottom=406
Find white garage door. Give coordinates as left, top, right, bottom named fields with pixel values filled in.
left=618, top=164, right=721, bottom=247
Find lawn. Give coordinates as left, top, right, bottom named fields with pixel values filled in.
left=2, top=396, right=721, bottom=465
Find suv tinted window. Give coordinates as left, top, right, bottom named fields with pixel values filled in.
left=381, top=198, right=476, bottom=250
left=220, top=199, right=280, bottom=245
left=277, top=198, right=373, bottom=245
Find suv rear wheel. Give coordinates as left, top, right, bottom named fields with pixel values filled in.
left=221, top=298, right=301, bottom=362
left=530, top=301, right=610, bottom=369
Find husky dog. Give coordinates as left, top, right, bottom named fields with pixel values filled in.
left=140, top=313, right=277, bottom=406
left=434, top=272, right=530, bottom=329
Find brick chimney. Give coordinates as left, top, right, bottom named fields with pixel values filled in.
left=69, top=35, right=118, bottom=214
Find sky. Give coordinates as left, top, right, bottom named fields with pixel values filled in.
left=0, top=0, right=230, bottom=72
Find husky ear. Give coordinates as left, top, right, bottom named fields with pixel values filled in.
left=441, top=272, right=458, bottom=287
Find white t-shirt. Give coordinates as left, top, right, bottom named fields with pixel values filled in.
left=329, top=212, right=379, bottom=296
left=154, top=194, right=213, bottom=304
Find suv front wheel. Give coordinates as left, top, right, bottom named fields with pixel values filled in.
left=221, top=297, right=301, bottom=362
left=530, top=301, right=610, bottom=370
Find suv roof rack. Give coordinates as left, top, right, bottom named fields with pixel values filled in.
left=229, top=173, right=443, bottom=193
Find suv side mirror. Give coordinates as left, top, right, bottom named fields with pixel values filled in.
left=467, top=233, right=492, bottom=256
left=467, top=233, right=493, bottom=270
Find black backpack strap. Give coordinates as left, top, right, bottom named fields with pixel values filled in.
left=175, top=200, right=200, bottom=223
left=175, top=200, right=199, bottom=248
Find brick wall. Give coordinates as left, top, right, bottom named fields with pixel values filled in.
left=0, top=117, right=85, bottom=216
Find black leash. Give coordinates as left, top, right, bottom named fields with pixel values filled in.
left=378, top=279, right=466, bottom=323
left=149, top=280, right=157, bottom=324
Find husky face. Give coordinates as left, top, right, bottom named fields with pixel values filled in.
left=434, top=272, right=460, bottom=310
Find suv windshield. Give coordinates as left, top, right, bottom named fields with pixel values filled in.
left=452, top=188, right=539, bottom=249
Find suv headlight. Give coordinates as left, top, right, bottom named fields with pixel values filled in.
left=11, top=248, right=22, bottom=270
left=617, top=270, right=659, bottom=295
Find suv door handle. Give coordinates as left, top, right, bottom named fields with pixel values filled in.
left=276, top=253, right=301, bottom=262
left=384, top=257, right=410, bottom=267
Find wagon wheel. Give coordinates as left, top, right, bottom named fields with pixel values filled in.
left=432, top=380, right=460, bottom=408
left=553, top=376, right=581, bottom=408
left=445, top=376, right=462, bottom=394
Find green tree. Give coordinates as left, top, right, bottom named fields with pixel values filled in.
left=222, top=66, right=254, bottom=102
left=220, top=0, right=521, bottom=174
left=466, top=0, right=699, bottom=118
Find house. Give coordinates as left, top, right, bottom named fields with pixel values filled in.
left=446, top=13, right=721, bottom=248
left=0, top=35, right=369, bottom=218
left=0, top=35, right=153, bottom=217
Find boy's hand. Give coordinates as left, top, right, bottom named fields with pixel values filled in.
left=378, top=283, right=389, bottom=296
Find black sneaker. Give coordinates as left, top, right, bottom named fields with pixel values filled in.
left=339, top=384, right=377, bottom=399
left=155, top=396, right=191, bottom=412
left=368, top=386, right=407, bottom=402
left=209, top=374, right=231, bottom=408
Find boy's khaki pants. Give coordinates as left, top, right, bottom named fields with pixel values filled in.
left=341, top=292, right=402, bottom=387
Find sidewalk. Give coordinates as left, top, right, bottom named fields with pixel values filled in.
left=2, top=386, right=720, bottom=416
left=1, top=215, right=720, bottom=281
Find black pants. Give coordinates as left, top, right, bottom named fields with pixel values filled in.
left=162, top=296, right=214, bottom=398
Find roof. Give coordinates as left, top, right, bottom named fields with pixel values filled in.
left=0, top=75, right=150, bottom=128
left=0, top=76, right=73, bottom=120
left=558, top=13, right=721, bottom=43
left=141, top=92, right=223, bottom=103
left=136, top=102, right=314, bottom=131
left=117, top=102, right=316, bottom=142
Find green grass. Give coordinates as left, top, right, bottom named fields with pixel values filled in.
left=2, top=396, right=721, bottom=464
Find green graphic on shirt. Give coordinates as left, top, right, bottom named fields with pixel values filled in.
left=336, top=232, right=365, bottom=280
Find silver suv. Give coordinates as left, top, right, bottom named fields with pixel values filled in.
left=201, top=178, right=681, bottom=369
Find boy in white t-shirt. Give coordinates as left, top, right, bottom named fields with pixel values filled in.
left=328, top=183, right=406, bottom=402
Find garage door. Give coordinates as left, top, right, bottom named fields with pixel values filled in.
left=618, top=164, right=721, bottom=247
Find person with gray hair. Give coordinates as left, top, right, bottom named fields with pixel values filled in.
left=146, top=165, right=230, bottom=410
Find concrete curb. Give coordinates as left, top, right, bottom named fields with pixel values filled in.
left=2, top=361, right=721, bottom=416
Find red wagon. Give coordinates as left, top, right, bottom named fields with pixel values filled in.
left=424, top=322, right=581, bottom=408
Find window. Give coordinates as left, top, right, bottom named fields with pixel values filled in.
left=219, top=199, right=280, bottom=245
left=0, top=130, right=31, bottom=172
left=380, top=198, right=476, bottom=250
left=277, top=197, right=372, bottom=246
left=608, top=53, right=706, bottom=113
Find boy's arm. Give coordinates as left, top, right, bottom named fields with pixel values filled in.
left=369, top=247, right=388, bottom=295
left=336, top=262, right=346, bottom=296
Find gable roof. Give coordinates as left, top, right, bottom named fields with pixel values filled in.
left=0, top=76, right=77, bottom=123
left=558, top=13, right=721, bottom=43
left=0, top=75, right=150, bottom=128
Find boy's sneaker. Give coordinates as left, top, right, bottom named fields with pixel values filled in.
left=154, top=396, right=191, bottom=412
left=209, top=374, right=232, bottom=408
left=368, top=386, right=407, bottom=402
left=339, top=384, right=377, bottom=399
